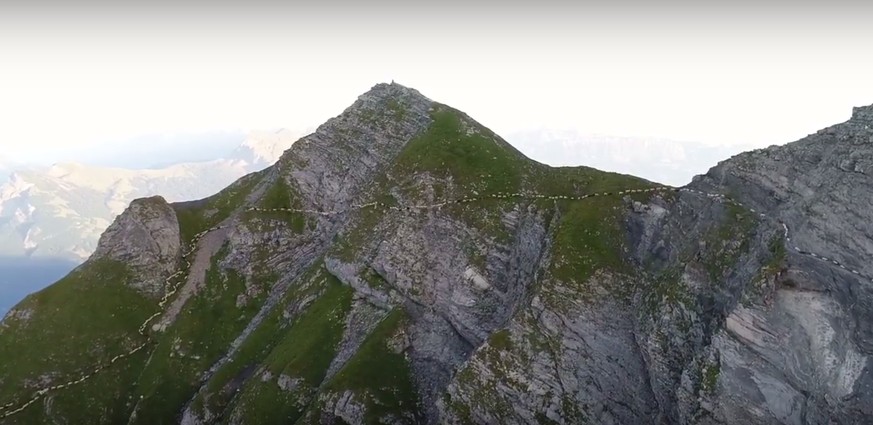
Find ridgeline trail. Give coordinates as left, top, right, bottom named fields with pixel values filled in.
left=0, top=185, right=866, bottom=420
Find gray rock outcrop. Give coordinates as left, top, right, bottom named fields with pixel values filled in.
left=90, top=195, right=181, bottom=297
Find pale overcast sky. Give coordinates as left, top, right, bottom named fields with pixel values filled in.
left=1, top=1, right=872, bottom=162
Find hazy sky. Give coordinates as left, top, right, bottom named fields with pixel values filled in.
left=1, top=1, right=872, bottom=162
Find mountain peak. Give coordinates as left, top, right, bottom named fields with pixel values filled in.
left=851, top=103, right=873, bottom=124
left=303, top=82, right=433, bottom=143
left=348, top=81, right=433, bottom=114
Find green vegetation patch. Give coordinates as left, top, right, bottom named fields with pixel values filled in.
left=642, top=268, right=694, bottom=314
left=361, top=266, right=390, bottom=291
left=387, top=98, right=408, bottom=121
left=762, top=233, right=787, bottom=278
left=740, top=233, right=787, bottom=306
left=701, top=359, right=721, bottom=394
left=0, top=258, right=154, bottom=420
left=550, top=195, right=625, bottom=284
left=532, top=167, right=657, bottom=309
left=190, top=262, right=329, bottom=419
left=701, top=203, right=758, bottom=283
left=488, top=329, right=513, bottom=351
left=451, top=362, right=517, bottom=423
left=264, top=274, right=351, bottom=383
left=2, top=344, right=151, bottom=425
left=442, top=199, right=516, bottom=244
left=546, top=191, right=648, bottom=292
left=393, top=106, right=528, bottom=196
left=323, top=308, right=422, bottom=423
left=530, top=165, right=652, bottom=199
left=246, top=175, right=308, bottom=234
left=446, top=326, right=533, bottom=423
left=228, top=274, right=353, bottom=424
left=128, top=245, right=269, bottom=425
left=442, top=392, right=475, bottom=425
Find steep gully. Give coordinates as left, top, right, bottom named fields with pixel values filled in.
left=0, top=184, right=865, bottom=419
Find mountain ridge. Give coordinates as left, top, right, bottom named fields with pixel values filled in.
left=0, top=82, right=871, bottom=424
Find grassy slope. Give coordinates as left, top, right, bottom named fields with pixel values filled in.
left=242, top=174, right=309, bottom=234
left=392, top=106, right=530, bottom=195
left=0, top=170, right=307, bottom=424
left=170, top=174, right=320, bottom=423
left=0, top=172, right=270, bottom=423
left=226, top=268, right=353, bottom=424
left=127, top=242, right=274, bottom=425
left=312, top=308, right=421, bottom=424
left=185, top=250, right=321, bottom=422
left=0, top=259, right=156, bottom=424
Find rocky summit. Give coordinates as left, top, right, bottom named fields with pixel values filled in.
left=0, top=83, right=871, bottom=425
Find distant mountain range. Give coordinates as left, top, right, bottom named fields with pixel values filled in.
left=0, top=129, right=301, bottom=262
left=507, top=129, right=756, bottom=187
left=0, top=157, right=19, bottom=184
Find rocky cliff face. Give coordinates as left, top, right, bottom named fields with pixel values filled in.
left=0, top=83, right=870, bottom=425
left=90, top=196, right=182, bottom=297
left=685, top=106, right=873, bottom=423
